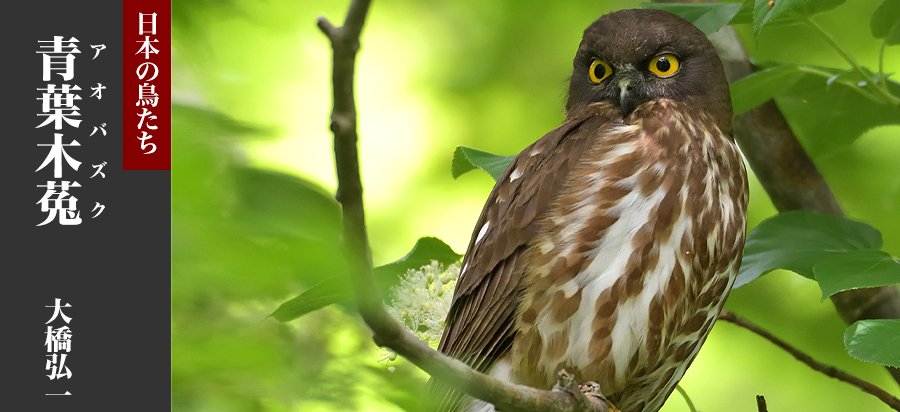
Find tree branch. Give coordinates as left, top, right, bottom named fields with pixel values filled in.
left=319, top=1, right=606, bottom=411
left=755, top=395, right=768, bottom=412
left=719, top=310, right=900, bottom=411
left=652, top=0, right=900, bottom=386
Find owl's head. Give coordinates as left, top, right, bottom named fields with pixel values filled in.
left=566, top=9, right=731, bottom=128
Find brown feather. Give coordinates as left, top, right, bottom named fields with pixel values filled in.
left=429, top=104, right=623, bottom=411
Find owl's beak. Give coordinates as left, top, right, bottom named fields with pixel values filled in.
left=617, top=76, right=637, bottom=116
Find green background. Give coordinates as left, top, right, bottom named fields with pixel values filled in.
left=172, top=0, right=900, bottom=411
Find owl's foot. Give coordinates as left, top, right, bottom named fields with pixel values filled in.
left=554, top=371, right=619, bottom=412
left=578, top=382, right=621, bottom=412
left=579, top=381, right=602, bottom=398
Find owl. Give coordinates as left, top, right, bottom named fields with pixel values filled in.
left=431, top=8, right=748, bottom=412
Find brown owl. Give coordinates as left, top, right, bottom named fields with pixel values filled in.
left=432, top=8, right=748, bottom=412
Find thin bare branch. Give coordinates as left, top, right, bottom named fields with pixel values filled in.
left=319, top=1, right=606, bottom=411
left=719, top=310, right=900, bottom=411
left=756, top=395, right=768, bottom=412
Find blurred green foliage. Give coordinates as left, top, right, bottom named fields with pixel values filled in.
left=172, top=0, right=900, bottom=411
left=271, top=237, right=461, bottom=322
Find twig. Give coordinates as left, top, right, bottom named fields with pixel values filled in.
left=318, top=1, right=606, bottom=411
left=675, top=385, right=698, bottom=412
left=651, top=0, right=900, bottom=387
left=802, top=16, right=898, bottom=106
left=756, top=395, right=768, bottom=412
left=718, top=310, right=900, bottom=411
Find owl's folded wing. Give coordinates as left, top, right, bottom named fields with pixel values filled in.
left=430, top=105, right=620, bottom=411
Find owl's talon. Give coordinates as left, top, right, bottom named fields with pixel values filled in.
left=555, top=369, right=575, bottom=389
left=578, top=381, right=620, bottom=412
left=579, top=381, right=601, bottom=398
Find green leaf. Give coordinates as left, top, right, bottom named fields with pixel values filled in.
left=752, top=0, right=845, bottom=40
left=641, top=3, right=744, bottom=35
left=822, top=68, right=872, bottom=90
left=373, top=237, right=463, bottom=287
left=172, top=104, right=274, bottom=140
left=844, top=319, right=900, bottom=368
left=735, top=211, right=882, bottom=288
left=270, top=237, right=462, bottom=322
left=730, top=0, right=756, bottom=25
left=730, top=65, right=805, bottom=115
left=270, top=278, right=352, bottom=322
left=814, top=250, right=900, bottom=300
left=232, top=167, right=342, bottom=241
left=777, top=72, right=900, bottom=156
left=228, top=167, right=349, bottom=292
left=733, top=63, right=900, bottom=121
left=887, top=23, right=900, bottom=46
left=452, top=146, right=515, bottom=181
left=871, top=0, right=900, bottom=45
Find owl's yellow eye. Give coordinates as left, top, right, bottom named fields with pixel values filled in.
left=589, top=59, right=612, bottom=83
left=648, top=54, right=680, bottom=78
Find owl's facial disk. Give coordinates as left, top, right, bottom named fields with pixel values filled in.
left=565, top=9, right=731, bottom=128
left=592, top=53, right=680, bottom=115
left=574, top=54, right=682, bottom=118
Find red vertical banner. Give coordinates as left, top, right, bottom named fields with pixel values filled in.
left=123, top=0, right=171, bottom=170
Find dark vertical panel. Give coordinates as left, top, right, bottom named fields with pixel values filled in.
left=4, top=1, right=171, bottom=410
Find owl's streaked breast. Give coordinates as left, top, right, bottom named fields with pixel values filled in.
left=507, top=100, right=748, bottom=412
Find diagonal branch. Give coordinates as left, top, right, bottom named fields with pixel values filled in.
left=719, top=309, right=900, bottom=411
left=756, top=395, right=768, bottom=412
left=318, top=1, right=606, bottom=411
left=651, top=0, right=900, bottom=386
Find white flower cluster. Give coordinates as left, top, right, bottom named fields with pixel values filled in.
left=382, top=260, right=460, bottom=366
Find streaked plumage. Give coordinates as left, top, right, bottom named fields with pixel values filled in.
left=432, top=9, right=748, bottom=412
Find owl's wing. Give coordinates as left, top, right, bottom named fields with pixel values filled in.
left=430, top=105, right=620, bottom=411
